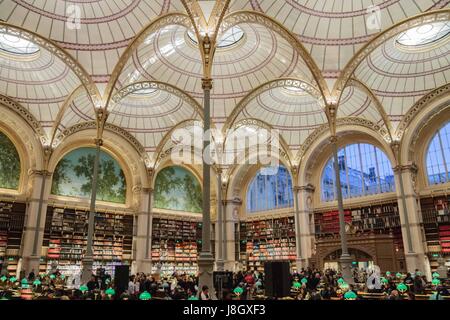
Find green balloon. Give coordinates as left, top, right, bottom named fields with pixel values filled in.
left=292, top=281, right=301, bottom=289
left=33, top=279, right=41, bottom=286
left=139, top=291, right=152, bottom=301
left=432, top=272, right=440, bottom=279
left=386, top=271, right=391, bottom=276
left=381, top=277, right=389, bottom=284
left=49, top=274, right=56, bottom=280
left=234, top=287, right=244, bottom=295
left=337, top=278, right=345, bottom=284
left=21, top=278, right=28, bottom=285
left=21, top=283, right=29, bottom=289
left=60, top=275, right=65, bottom=280
left=396, top=273, right=403, bottom=279
left=0, top=276, right=6, bottom=282
left=188, top=296, right=199, bottom=301
left=105, top=288, right=115, bottom=296
left=9, top=277, right=17, bottom=283
left=340, top=282, right=349, bottom=290
left=344, top=291, right=357, bottom=300
left=301, top=278, right=308, bottom=284
left=397, top=283, right=408, bottom=293
left=80, top=285, right=89, bottom=293
left=432, top=278, right=441, bottom=286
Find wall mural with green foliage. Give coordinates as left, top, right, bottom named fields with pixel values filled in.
left=154, top=166, right=202, bottom=213
left=0, top=132, right=20, bottom=190
left=51, top=148, right=126, bottom=203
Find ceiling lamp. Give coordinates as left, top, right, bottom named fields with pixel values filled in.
left=396, top=21, right=450, bottom=48
left=0, top=33, right=40, bottom=57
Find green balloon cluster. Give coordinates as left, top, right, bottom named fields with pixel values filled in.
left=432, top=272, right=440, bottom=279
left=292, top=281, right=301, bottom=289
left=105, top=288, right=115, bottom=296
left=80, top=285, right=89, bottom=293
left=432, top=278, right=441, bottom=286
left=234, top=287, right=244, bottom=295
left=397, top=283, right=408, bottom=293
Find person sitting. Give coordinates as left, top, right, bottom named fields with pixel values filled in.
left=199, top=285, right=211, bottom=300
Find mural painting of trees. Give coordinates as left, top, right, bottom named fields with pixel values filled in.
left=154, top=166, right=202, bottom=213
left=0, top=132, right=20, bottom=190
left=51, top=148, right=126, bottom=203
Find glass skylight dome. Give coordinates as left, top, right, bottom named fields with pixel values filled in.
left=396, top=21, right=450, bottom=47
left=187, top=26, right=244, bottom=49
left=0, top=33, right=40, bottom=56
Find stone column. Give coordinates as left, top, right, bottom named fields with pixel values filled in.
left=393, top=164, right=431, bottom=279
left=223, top=198, right=241, bottom=271
left=81, top=138, right=102, bottom=283
left=330, top=136, right=353, bottom=284
left=294, top=185, right=315, bottom=270
left=21, top=169, right=52, bottom=275
left=135, top=186, right=153, bottom=274
left=215, top=169, right=224, bottom=271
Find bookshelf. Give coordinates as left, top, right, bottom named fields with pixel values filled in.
left=0, top=201, right=26, bottom=276
left=151, top=217, right=202, bottom=274
left=238, top=216, right=296, bottom=271
left=421, top=195, right=450, bottom=270
left=314, top=202, right=401, bottom=237
left=42, top=206, right=133, bottom=278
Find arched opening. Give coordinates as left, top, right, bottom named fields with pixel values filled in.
left=323, top=248, right=374, bottom=271
left=426, top=121, right=450, bottom=186
left=0, top=131, right=21, bottom=191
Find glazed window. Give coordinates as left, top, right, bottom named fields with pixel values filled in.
left=426, top=122, right=450, bottom=185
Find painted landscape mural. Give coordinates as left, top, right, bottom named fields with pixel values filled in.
left=51, top=148, right=126, bottom=203
left=154, top=166, right=202, bottom=213
left=0, top=132, right=20, bottom=190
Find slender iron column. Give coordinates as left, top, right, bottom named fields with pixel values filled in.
left=81, top=138, right=102, bottom=283
left=330, top=136, right=353, bottom=283
left=293, top=186, right=303, bottom=270
left=145, top=188, right=153, bottom=259
left=197, top=77, right=216, bottom=298
left=216, top=168, right=224, bottom=271
left=32, top=170, right=49, bottom=256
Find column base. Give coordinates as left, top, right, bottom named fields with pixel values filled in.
left=21, top=255, right=40, bottom=276
left=405, top=252, right=431, bottom=280
left=215, top=259, right=225, bottom=272
left=198, top=252, right=216, bottom=300
left=81, top=256, right=94, bottom=284
left=339, top=254, right=354, bottom=284
left=135, top=259, right=153, bottom=275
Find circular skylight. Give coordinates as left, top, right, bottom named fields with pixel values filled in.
left=187, top=26, right=244, bottom=49
left=0, top=33, right=40, bottom=56
left=396, top=21, right=450, bottom=47
left=130, top=88, right=158, bottom=96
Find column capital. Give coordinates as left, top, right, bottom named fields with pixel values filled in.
left=94, top=138, right=103, bottom=147
left=224, top=197, right=242, bottom=205
left=294, top=184, right=316, bottom=193
left=28, top=169, right=52, bottom=177
left=202, top=78, right=213, bottom=90
left=393, top=163, right=418, bottom=174
left=142, top=187, right=154, bottom=194
left=329, top=135, right=338, bottom=144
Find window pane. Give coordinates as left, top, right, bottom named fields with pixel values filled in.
left=321, top=143, right=395, bottom=202
left=427, top=122, right=450, bottom=184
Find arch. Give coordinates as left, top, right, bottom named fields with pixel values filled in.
left=320, top=142, right=396, bottom=202
left=220, top=11, right=330, bottom=101
left=103, top=13, right=193, bottom=111
left=332, top=9, right=450, bottom=102
left=297, top=124, right=396, bottom=197
left=245, top=164, right=294, bottom=214
left=153, top=165, right=203, bottom=214
left=223, top=77, right=324, bottom=133
left=0, top=22, right=101, bottom=108
left=0, top=130, right=22, bottom=192
left=424, top=122, right=450, bottom=186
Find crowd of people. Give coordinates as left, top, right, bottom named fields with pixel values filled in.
left=0, top=267, right=449, bottom=300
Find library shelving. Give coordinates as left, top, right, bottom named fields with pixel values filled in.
left=314, top=202, right=401, bottom=238
left=0, top=201, right=26, bottom=276
left=151, top=217, right=202, bottom=274
left=421, top=195, right=450, bottom=270
left=42, top=206, right=133, bottom=278
left=238, top=216, right=296, bottom=271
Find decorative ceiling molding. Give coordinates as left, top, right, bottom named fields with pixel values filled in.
left=220, top=10, right=331, bottom=101
left=223, top=77, right=323, bottom=132
left=0, top=94, right=45, bottom=141
left=396, top=83, right=450, bottom=141
left=111, top=80, right=204, bottom=119
left=103, top=13, right=193, bottom=111
left=333, top=9, right=450, bottom=101
left=0, top=22, right=101, bottom=108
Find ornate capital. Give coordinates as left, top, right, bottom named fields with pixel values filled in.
left=392, top=163, right=418, bottom=174
left=94, top=138, right=103, bottom=147
left=202, top=78, right=213, bottom=90
left=28, top=169, right=52, bottom=177
left=294, top=184, right=315, bottom=193
left=329, top=135, right=338, bottom=144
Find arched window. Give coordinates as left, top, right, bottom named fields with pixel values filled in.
left=426, top=122, right=450, bottom=185
left=321, top=143, right=395, bottom=202
left=51, top=148, right=126, bottom=203
left=0, top=131, right=20, bottom=190
left=247, top=165, right=294, bottom=213
left=154, top=166, right=202, bottom=213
